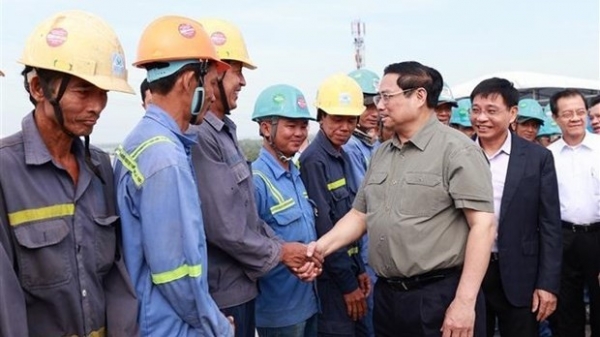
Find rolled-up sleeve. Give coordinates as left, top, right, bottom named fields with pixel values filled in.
left=447, top=146, right=494, bottom=212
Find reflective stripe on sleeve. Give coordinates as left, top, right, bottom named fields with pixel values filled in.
left=327, top=178, right=346, bottom=191
left=151, top=264, right=202, bottom=285
left=115, top=136, right=173, bottom=188
left=8, top=203, right=75, bottom=226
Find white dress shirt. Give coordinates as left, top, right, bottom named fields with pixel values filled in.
left=478, top=133, right=512, bottom=252
left=548, top=132, right=600, bottom=224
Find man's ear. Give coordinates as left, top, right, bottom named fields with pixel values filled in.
left=28, top=75, right=47, bottom=102
left=178, top=70, right=197, bottom=93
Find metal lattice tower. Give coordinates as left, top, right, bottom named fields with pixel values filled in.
left=351, top=20, right=366, bottom=69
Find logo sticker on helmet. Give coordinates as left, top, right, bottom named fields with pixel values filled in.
left=46, top=28, right=68, bottom=47
left=297, top=96, right=307, bottom=109
left=178, top=23, right=196, bottom=38
left=339, top=93, right=351, bottom=106
left=273, top=93, right=285, bottom=104
left=112, top=52, right=125, bottom=76
left=211, top=32, right=227, bottom=46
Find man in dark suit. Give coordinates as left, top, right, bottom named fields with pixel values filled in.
left=469, top=78, right=563, bottom=337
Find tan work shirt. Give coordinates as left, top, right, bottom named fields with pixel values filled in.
left=353, top=115, right=494, bottom=278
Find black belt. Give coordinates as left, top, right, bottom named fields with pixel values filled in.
left=378, top=266, right=461, bottom=291
left=561, top=221, right=600, bottom=233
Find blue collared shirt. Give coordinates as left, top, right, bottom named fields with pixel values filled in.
left=114, top=105, right=232, bottom=337
left=252, top=147, right=319, bottom=328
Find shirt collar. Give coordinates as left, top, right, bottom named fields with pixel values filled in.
left=23, top=111, right=88, bottom=166
left=391, top=114, right=438, bottom=151
left=258, top=147, right=299, bottom=180
left=475, top=131, right=512, bottom=159
left=315, top=130, right=343, bottom=158
left=145, top=104, right=197, bottom=147
left=554, top=131, right=597, bottom=152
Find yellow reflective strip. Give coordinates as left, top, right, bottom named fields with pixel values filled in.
left=130, top=136, right=172, bottom=160
left=115, top=146, right=145, bottom=187
left=252, top=170, right=285, bottom=203
left=347, top=246, right=359, bottom=256
left=8, top=203, right=74, bottom=226
left=302, top=191, right=308, bottom=199
left=151, top=264, right=202, bottom=285
left=270, top=198, right=296, bottom=215
left=327, top=178, right=346, bottom=191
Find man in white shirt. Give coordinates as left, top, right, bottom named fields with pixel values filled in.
left=548, top=88, right=600, bottom=337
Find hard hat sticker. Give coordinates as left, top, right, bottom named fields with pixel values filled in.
left=178, top=24, right=196, bottom=38
left=210, top=32, right=227, bottom=46
left=46, top=28, right=68, bottom=47
left=273, top=93, right=285, bottom=104
left=112, top=52, right=125, bottom=76
left=297, top=96, right=307, bottom=109
left=339, top=93, right=351, bottom=106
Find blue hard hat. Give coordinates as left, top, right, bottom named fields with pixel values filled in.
left=450, top=98, right=472, bottom=127
left=252, top=84, right=315, bottom=121
left=517, top=99, right=545, bottom=125
left=537, top=105, right=562, bottom=137
left=347, top=69, right=380, bottom=95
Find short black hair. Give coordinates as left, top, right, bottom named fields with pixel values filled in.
left=588, top=94, right=600, bottom=109
left=382, top=61, right=443, bottom=109
left=549, top=89, right=588, bottom=116
left=140, top=78, right=150, bottom=103
left=469, top=77, right=519, bottom=109
left=143, top=62, right=204, bottom=96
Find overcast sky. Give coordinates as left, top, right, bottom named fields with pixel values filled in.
left=1, top=0, right=598, bottom=145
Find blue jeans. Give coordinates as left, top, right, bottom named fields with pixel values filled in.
left=257, top=314, right=317, bottom=337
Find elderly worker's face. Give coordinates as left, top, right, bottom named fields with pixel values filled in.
left=320, top=113, right=357, bottom=149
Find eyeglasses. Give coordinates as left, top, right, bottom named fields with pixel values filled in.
left=557, top=109, right=587, bottom=120
left=373, top=87, right=418, bottom=105
left=469, top=107, right=508, bottom=117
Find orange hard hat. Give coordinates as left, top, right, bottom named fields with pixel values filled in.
left=134, top=15, right=229, bottom=73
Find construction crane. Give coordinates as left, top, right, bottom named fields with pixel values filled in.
left=351, top=20, right=366, bottom=70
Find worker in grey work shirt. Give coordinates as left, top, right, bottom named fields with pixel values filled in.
left=309, top=61, right=496, bottom=337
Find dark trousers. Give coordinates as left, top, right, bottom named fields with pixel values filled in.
left=221, top=299, right=256, bottom=337
left=482, top=259, right=538, bottom=337
left=550, top=229, right=600, bottom=337
left=373, top=272, right=486, bottom=337
left=317, top=278, right=368, bottom=337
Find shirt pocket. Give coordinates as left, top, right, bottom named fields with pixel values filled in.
left=271, top=206, right=303, bottom=239
left=399, top=172, right=448, bottom=217
left=13, top=219, right=72, bottom=289
left=364, top=172, right=388, bottom=211
left=94, top=215, right=118, bottom=275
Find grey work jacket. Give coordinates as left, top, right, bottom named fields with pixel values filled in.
left=0, top=112, right=139, bottom=337
left=189, top=112, right=282, bottom=309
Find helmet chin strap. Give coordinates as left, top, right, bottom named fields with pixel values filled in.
left=266, top=118, right=294, bottom=163
left=217, top=70, right=231, bottom=115
left=190, top=61, right=209, bottom=125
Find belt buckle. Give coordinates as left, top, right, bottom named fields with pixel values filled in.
left=400, top=281, right=409, bottom=291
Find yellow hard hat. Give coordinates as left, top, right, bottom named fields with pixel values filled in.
left=316, top=73, right=364, bottom=116
left=134, top=16, right=229, bottom=73
left=197, top=18, right=256, bottom=69
left=19, top=10, right=134, bottom=94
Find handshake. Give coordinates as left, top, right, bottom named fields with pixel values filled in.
left=281, top=241, right=324, bottom=282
